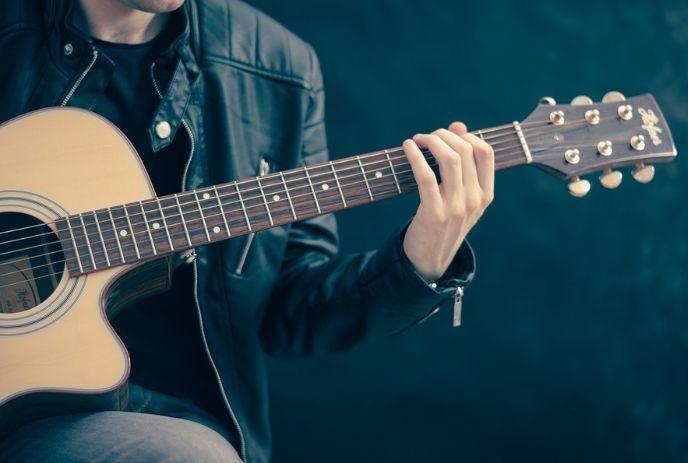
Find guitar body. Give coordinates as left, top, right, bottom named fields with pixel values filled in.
left=0, top=108, right=169, bottom=436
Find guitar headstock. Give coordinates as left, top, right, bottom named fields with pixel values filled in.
left=520, top=92, right=676, bottom=197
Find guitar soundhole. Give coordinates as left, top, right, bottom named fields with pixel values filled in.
left=0, top=212, right=65, bottom=314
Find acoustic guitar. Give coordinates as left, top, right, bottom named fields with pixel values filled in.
left=0, top=92, right=676, bottom=435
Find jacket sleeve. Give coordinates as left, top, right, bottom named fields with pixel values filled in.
left=259, top=45, right=476, bottom=356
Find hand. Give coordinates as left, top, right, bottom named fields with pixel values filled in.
left=402, top=122, right=494, bottom=281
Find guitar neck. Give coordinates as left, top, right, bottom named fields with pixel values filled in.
left=56, top=123, right=529, bottom=276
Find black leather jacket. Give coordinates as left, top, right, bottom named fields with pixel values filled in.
left=0, top=1, right=475, bottom=461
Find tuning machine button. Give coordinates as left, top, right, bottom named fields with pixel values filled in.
left=571, top=95, right=593, bottom=106
left=602, top=91, right=626, bottom=103
left=568, top=177, right=591, bottom=197
left=631, top=162, right=655, bottom=184
left=549, top=110, right=565, bottom=125
left=597, top=140, right=613, bottom=156
left=585, top=109, right=600, bottom=125
left=564, top=148, right=580, bottom=164
left=540, top=96, right=557, bottom=106
left=618, top=104, right=633, bottom=120
left=599, top=168, right=623, bottom=189
left=631, top=134, right=646, bottom=151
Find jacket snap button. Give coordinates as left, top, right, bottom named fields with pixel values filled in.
left=63, top=43, right=73, bottom=55
left=155, top=120, right=172, bottom=139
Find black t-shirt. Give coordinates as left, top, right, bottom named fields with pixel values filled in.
left=91, top=35, right=228, bottom=421
left=91, top=35, right=186, bottom=196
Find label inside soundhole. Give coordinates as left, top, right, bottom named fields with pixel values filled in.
left=0, top=212, right=65, bottom=313
left=0, top=255, right=39, bottom=313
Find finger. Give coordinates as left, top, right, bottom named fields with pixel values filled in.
left=448, top=121, right=468, bottom=136
left=412, top=133, right=462, bottom=194
left=462, top=133, right=495, bottom=197
left=403, top=139, right=442, bottom=205
left=432, top=128, right=479, bottom=192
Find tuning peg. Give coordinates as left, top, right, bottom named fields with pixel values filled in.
left=599, top=168, right=623, bottom=189
left=568, top=177, right=591, bottom=197
left=540, top=96, right=556, bottom=106
left=571, top=95, right=593, bottom=106
left=597, top=140, right=613, bottom=156
left=602, top=91, right=626, bottom=103
left=630, top=134, right=645, bottom=151
left=631, top=162, right=655, bottom=184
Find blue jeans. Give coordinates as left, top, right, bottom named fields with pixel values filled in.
left=0, top=385, right=241, bottom=463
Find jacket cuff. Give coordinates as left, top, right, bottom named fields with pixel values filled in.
left=374, top=224, right=476, bottom=320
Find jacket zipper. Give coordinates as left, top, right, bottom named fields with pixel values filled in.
left=151, top=63, right=248, bottom=462
left=61, top=48, right=99, bottom=106
left=234, top=158, right=269, bottom=275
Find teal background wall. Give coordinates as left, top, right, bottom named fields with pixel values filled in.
left=248, top=1, right=688, bottom=461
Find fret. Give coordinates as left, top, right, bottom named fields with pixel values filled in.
left=78, top=214, right=97, bottom=270
left=110, top=206, right=137, bottom=262
left=477, top=129, right=485, bottom=141
left=92, top=212, right=110, bottom=267
left=212, top=185, right=231, bottom=236
left=106, top=207, right=126, bottom=264
left=94, top=209, right=122, bottom=266
left=303, top=166, right=322, bottom=214
left=356, top=156, right=374, bottom=200
left=198, top=191, right=224, bottom=237
left=65, top=217, right=84, bottom=273
left=82, top=212, right=111, bottom=269
left=122, top=205, right=141, bottom=259
left=138, top=201, right=157, bottom=255
left=139, top=201, right=172, bottom=254
left=384, top=150, right=402, bottom=194
left=279, top=172, right=297, bottom=220
left=234, top=183, right=251, bottom=232
left=329, top=162, right=347, bottom=208
left=193, top=191, right=211, bottom=241
left=256, top=177, right=274, bottom=226
left=156, top=198, right=175, bottom=251
left=173, top=193, right=193, bottom=246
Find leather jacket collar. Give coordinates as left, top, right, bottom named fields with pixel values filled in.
left=42, top=0, right=200, bottom=151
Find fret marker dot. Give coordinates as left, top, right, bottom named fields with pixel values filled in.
left=202, top=193, right=211, bottom=200
left=213, top=226, right=221, bottom=234
left=152, top=222, right=160, bottom=230
left=273, top=194, right=280, bottom=201
left=119, top=229, right=128, bottom=237
left=375, top=171, right=383, bottom=178
left=321, top=183, right=329, bottom=190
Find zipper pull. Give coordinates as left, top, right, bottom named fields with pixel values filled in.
left=452, top=286, right=464, bottom=327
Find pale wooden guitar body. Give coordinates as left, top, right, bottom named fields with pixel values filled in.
left=0, top=108, right=169, bottom=435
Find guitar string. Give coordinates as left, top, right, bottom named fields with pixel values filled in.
left=0, top=141, right=527, bottom=256
left=0, top=117, right=630, bottom=262
left=0, top=134, right=630, bottom=283
left=0, top=113, right=609, bottom=240
left=0, top=155, right=518, bottom=283
left=0, top=157, right=472, bottom=274
left=0, top=179, right=446, bottom=289
left=0, top=124, right=523, bottom=241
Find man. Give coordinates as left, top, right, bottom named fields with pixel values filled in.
left=0, top=0, right=494, bottom=461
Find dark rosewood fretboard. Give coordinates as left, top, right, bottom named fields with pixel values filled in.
left=55, top=124, right=528, bottom=276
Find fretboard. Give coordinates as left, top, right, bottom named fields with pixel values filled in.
left=55, top=123, right=529, bottom=276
